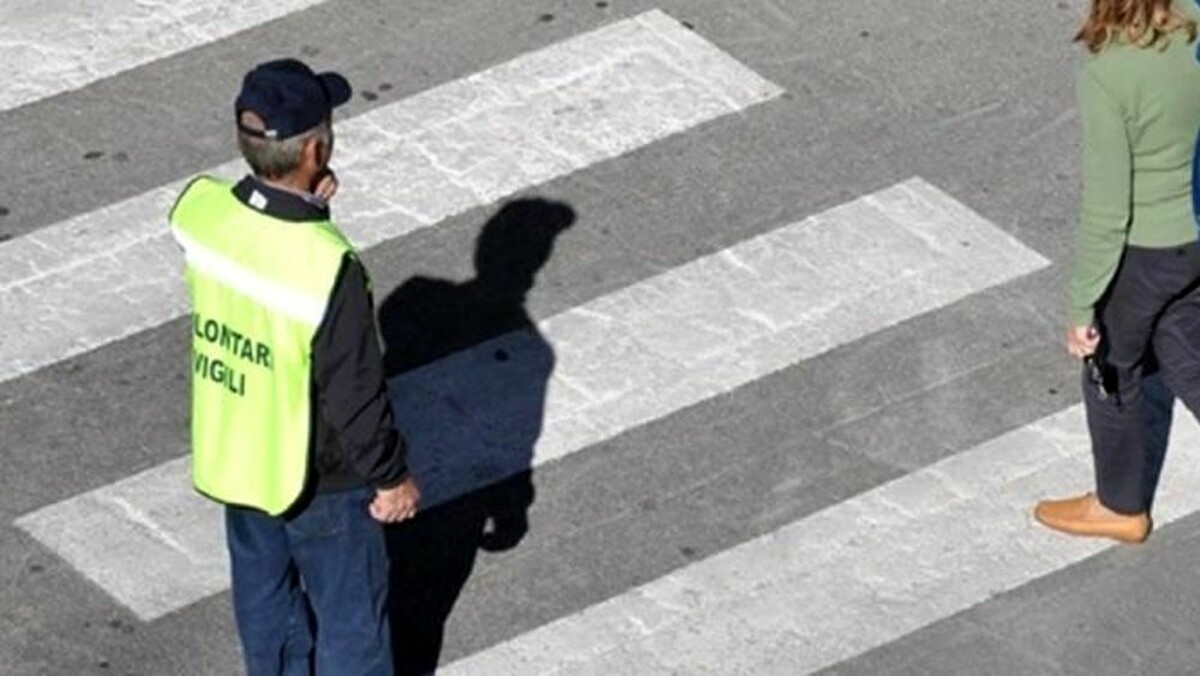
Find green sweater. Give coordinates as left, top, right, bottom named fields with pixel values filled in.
left=1069, top=20, right=1200, bottom=326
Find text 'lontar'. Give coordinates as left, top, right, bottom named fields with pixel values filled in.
left=192, top=314, right=274, bottom=397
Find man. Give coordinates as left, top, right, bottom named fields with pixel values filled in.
left=170, top=58, right=420, bottom=675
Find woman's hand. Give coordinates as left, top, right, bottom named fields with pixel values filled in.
left=1066, top=324, right=1100, bottom=359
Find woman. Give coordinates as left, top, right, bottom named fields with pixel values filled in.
left=1035, top=0, right=1200, bottom=543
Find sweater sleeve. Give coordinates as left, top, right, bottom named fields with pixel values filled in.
left=1068, top=65, right=1133, bottom=327
left=311, top=255, right=409, bottom=488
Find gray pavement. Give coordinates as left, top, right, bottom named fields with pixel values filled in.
left=8, top=1, right=1200, bottom=674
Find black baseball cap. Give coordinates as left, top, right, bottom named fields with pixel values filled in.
left=235, top=58, right=352, bottom=140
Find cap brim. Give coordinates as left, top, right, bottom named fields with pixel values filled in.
left=318, top=72, right=352, bottom=108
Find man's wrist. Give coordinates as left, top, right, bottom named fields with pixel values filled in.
left=375, top=468, right=410, bottom=491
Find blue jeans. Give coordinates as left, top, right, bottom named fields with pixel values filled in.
left=226, top=487, right=393, bottom=676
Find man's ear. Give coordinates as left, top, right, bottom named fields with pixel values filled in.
left=302, top=136, right=325, bottom=170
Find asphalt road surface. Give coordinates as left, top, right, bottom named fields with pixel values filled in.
left=5, top=1, right=1200, bottom=674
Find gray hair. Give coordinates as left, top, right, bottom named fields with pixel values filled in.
left=237, top=113, right=332, bottom=179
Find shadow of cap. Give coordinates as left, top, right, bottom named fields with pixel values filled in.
left=473, top=198, right=576, bottom=286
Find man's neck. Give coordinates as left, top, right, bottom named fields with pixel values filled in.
left=234, top=175, right=329, bottom=221
left=256, top=173, right=314, bottom=198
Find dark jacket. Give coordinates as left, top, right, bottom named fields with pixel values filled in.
left=231, top=176, right=408, bottom=495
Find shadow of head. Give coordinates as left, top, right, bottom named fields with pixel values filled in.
left=379, top=197, right=575, bottom=376
left=472, top=198, right=576, bottom=296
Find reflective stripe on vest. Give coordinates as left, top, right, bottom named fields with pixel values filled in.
left=174, top=228, right=328, bottom=327
left=170, top=176, right=354, bottom=515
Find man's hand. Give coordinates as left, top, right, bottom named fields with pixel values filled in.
left=1066, top=324, right=1100, bottom=359
left=312, top=168, right=339, bottom=202
left=369, top=476, right=421, bottom=524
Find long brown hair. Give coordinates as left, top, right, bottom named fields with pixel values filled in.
left=1077, top=0, right=1197, bottom=52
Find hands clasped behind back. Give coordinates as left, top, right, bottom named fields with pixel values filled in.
left=370, top=476, right=422, bottom=524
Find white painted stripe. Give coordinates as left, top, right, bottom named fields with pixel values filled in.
left=395, top=178, right=1049, bottom=507
left=0, top=0, right=324, bottom=111
left=15, top=458, right=227, bottom=622
left=0, top=9, right=781, bottom=385
left=15, top=178, right=1046, bottom=621
left=440, top=404, right=1200, bottom=676
left=173, top=229, right=327, bottom=326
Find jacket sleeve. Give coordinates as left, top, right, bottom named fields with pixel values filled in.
left=312, top=254, right=409, bottom=488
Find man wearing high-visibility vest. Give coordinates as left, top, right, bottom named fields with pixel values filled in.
left=171, top=58, right=420, bottom=676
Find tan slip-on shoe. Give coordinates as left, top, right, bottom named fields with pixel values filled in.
left=1033, top=492, right=1151, bottom=544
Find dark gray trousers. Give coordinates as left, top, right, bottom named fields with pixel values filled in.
left=1088, top=243, right=1200, bottom=514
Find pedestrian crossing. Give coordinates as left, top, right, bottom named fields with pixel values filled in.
left=0, top=3, right=1167, bottom=674
left=0, top=9, right=780, bottom=386
left=13, top=176, right=1047, bottom=621
left=439, top=404, right=1200, bottom=675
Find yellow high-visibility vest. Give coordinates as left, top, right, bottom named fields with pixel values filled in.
left=171, top=176, right=353, bottom=515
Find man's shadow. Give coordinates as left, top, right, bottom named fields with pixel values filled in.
left=377, top=198, right=575, bottom=675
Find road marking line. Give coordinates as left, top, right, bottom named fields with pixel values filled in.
left=15, top=178, right=1047, bottom=622
left=0, top=0, right=325, bottom=112
left=16, top=459, right=228, bottom=620
left=397, top=178, right=1049, bottom=505
left=439, top=403, right=1200, bottom=675
left=0, top=9, right=782, bottom=386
